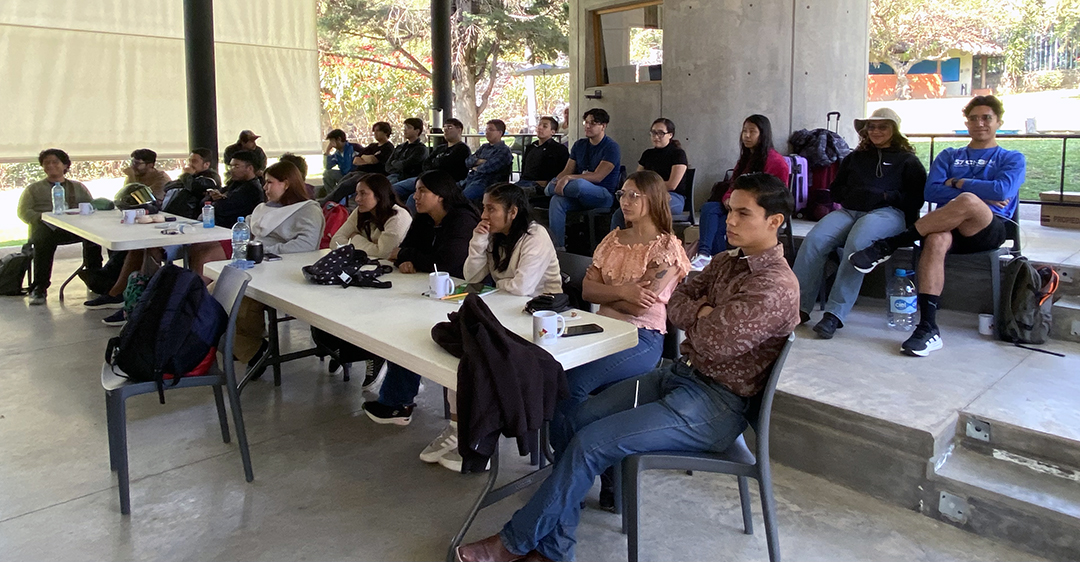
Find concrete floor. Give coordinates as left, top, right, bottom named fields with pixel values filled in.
left=0, top=257, right=1047, bottom=561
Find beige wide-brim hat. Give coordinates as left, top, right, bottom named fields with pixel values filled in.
left=854, top=108, right=901, bottom=134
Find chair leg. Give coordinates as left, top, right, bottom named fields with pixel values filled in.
left=990, top=252, right=1002, bottom=330
left=737, top=476, right=754, bottom=535
left=612, top=462, right=623, bottom=515
left=105, top=392, right=119, bottom=472
left=267, top=307, right=282, bottom=387
left=758, top=469, right=781, bottom=562
left=112, top=395, right=131, bottom=515
left=623, top=458, right=641, bottom=562
left=342, top=362, right=351, bottom=382
left=212, top=385, right=231, bottom=444
left=225, top=377, right=255, bottom=482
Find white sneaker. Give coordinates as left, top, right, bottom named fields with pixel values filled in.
left=419, top=422, right=458, bottom=463
left=436, top=447, right=490, bottom=472
left=689, top=254, right=712, bottom=272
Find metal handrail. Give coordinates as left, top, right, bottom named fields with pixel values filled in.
left=907, top=133, right=1080, bottom=208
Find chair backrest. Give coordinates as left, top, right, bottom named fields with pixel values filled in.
left=557, top=249, right=594, bottom=310
left=210, top=265, right=252, bottom=383
left=745, top=333, right=796, bottom=451
left=675, top=167, right=696, bottom=199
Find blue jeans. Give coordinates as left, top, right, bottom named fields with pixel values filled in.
left=545, top=179, right=614, bottom=248
left=501, top=362, right=749, bottom=561
left=610, top=192, right=685, bottom=230
left=697, top=201, right=727, bottom=256
left=376, top=362, right=421, bottom=407
left=392, top=177, right=418, bottom=201
left=792, top=206, right=907, bottom=321
left=463, top=177, right=488, bottom=201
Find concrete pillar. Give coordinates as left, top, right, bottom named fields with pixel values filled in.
left=570, top=0, right=869, bottom=194
left=183, top=0, right=219, bottom=163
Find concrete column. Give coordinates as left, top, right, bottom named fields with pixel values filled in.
left=431, top=0, right=453, bottom=121
left=571, top=0, right=869, bottom=193
left=183, top=0, right=219, bottom=163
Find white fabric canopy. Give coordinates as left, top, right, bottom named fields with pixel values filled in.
left=0, top=0, right=321, bottom=162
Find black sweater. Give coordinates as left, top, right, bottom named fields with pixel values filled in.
left=384, top=140, right=430, bottom=179
left=424, top=142, right=472, bottom=181
left=432, top=294, right=568, bottom=473
left=521, top=138, right=570, bottom=183
left=209, top=177, right=264, bottom=228
left=830, top=146, right=927, bottom=226
left=394, top=203, right=480, bottom=278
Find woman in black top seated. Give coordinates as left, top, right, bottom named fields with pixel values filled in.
left=611, top=117, right=688, bottom=228
left=362, top=170, right=481, bottom=427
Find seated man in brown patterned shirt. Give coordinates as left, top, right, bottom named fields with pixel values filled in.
left=457, top=172, right=800, bottom=562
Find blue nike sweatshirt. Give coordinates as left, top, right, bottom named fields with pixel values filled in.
left=924, top=145, right=1026, bottom=219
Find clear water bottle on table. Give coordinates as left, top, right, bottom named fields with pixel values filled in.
left=202, top=202, right=215, bottom=228
left=51, top=182, right=66, bottom=215
left=887, top=268, right=917, bottom=331
left=231, top=217, right=250, bottom=263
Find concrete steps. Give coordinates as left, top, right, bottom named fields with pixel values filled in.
left=1052, top=296, right=1080, bottom=344
left=929, top=445, right=1080, bottom=561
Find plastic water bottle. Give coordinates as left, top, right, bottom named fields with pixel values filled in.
left=202, top=202, right=215, bottom=228
left=887, top=268, right=917, bottom=331
left=51, top=182, right=66, bottom=215
left=231, top=217, right=250, bottom=263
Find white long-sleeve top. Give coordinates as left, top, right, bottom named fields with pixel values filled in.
left=464, top=222, right=562, bottom=297
left=329, top=204, right=412, bottom=260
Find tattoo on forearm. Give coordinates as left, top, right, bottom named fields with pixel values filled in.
left=655, top=269, right=668, bottom=280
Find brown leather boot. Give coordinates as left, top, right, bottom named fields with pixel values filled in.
left=456, top=535, right=522, bottom=562
left=522, top=550, right=556, bottom=562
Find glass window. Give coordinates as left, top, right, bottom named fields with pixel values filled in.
left=593, top=2, right=663, bottom=85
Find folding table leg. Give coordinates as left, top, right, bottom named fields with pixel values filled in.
left=58, top=266, right=85, bottom=302
left=267, top=306, right=282, bottom=386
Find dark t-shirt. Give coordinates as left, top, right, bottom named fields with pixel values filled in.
left=356, top=141, right=395, bottom=174
left=638, top=143, right=688, bottom=181
left=569, top=136, right=621, bottom=192
left=521, top=138, right=570, bottom=182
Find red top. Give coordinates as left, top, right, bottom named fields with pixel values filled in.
left=723, top=148, right=791, bottom=202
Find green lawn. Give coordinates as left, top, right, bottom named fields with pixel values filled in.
left=910, top=138, right=1080, bottom=201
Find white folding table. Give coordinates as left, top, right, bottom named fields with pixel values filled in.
left=41, top=210, right=233, bottom=300
left=204, top=250, right=638, bottom=560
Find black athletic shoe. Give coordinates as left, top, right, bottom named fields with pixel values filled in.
left=848, top=240, right=895, bottom=274
left=247, top=339, right=269, bottom=380
left=362, top=358, right=387, bottom=390
left=812, top=312, right=843, bottom=339
left=361, top=401, right=414, bottom=426
left=84, top=293, right=124, bottom=309
left=901, top=322, right=943, bottom=357
left=799, top=310, right=811, bottom=325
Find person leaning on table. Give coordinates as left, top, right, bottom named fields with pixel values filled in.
left=360, top=170, right=479, bottom=426
left=311, top=172, right=414, bottom=390
left=232, top=160, right=324, bottom=376
left=455, top=172, right=800, bottom=562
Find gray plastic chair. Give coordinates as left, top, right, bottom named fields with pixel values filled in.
left=620, top=333, right=796, bottom=562
left=102, top=265, right=254, bottom=515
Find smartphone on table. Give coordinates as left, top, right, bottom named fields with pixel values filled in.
left=562, top=323, right=604, bottom=337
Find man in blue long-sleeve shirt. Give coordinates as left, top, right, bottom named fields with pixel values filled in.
left=462, top=119, right=513, bottom=201
left=322, top=128, right=355, bottom=195
left=849, top=95, right=1026, bottom=357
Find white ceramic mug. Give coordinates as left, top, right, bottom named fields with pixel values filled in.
left=532, top=310, right=566, bottom=344
left=78, top=202, right=94, bottom=215
left=122, top=209, right=137, bottom=224
left=978, top=313, right=995, bottom=336
left=428, top=271, right=454, bottom=299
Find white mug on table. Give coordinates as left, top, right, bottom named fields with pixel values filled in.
left=428, top=271, right=454, bottom=299
left=78, top=202, right=94, bottom=215
left=122, top=209, right=138, bottom=224
left=532, top=310, right=566, bottom=345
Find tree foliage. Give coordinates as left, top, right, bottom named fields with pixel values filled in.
left=318, top=0, right=568, bottom=132
left=870, top=0, right=1005, bottom=99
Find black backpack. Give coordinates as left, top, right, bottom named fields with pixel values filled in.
left=999, top=257, right=1059, bottom=344
left=0, top=244, right=33, bottom=296
left=161, top=175, right=215, bottom=219
left=105, top=264, right=228, bottom=403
